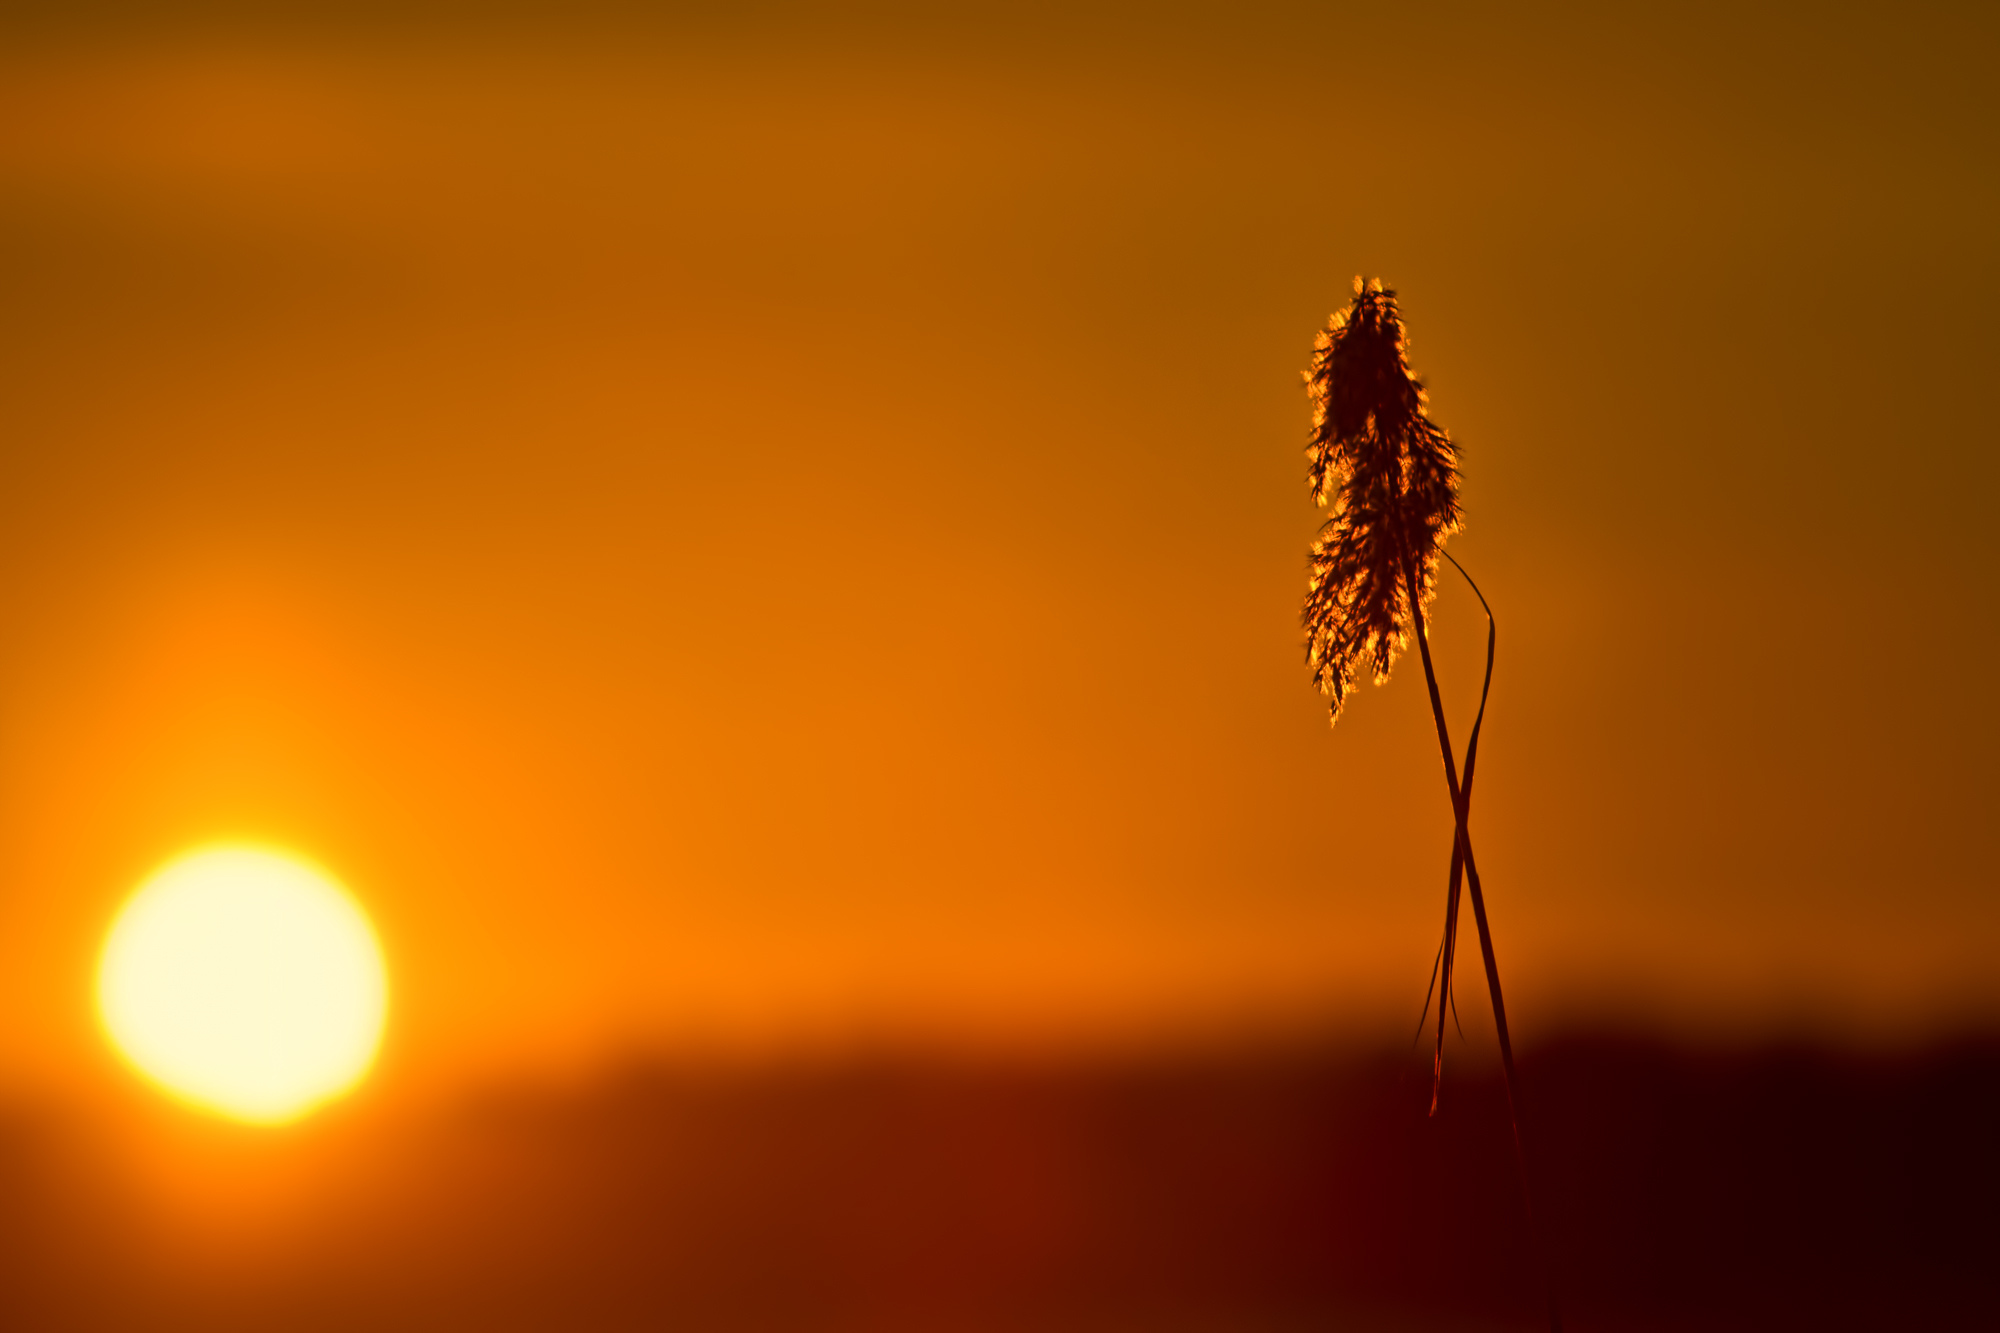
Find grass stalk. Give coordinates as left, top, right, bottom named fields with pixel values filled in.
left=1300, top=279, right=1559, bottom=1329
left=1417, top=551, right=1494, bottom=1095
left=1404, top=558, right=1562, bottom=1333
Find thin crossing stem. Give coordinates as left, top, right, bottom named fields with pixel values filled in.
left=1418, top=551, right=1493, bottom=1080
left=1403, top=559, right=1562, bottom=1333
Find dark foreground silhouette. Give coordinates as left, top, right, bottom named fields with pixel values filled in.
left=2, top=1035, right=1994, bottom=1330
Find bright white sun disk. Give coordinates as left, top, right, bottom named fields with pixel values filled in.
left=97, top=845, right=388, bottom=1124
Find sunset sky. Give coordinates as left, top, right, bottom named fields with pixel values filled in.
left=0, top=0, right=1994, bottom=1107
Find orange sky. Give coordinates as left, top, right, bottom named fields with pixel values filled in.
left=0, top=1, right=1994, bottom=1102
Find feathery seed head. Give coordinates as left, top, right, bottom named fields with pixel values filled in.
left=1302, top=280, right=1461, bottom=725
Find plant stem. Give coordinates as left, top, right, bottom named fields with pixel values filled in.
left=1423, top=551, right=1495, bottom=1094
left=1405, top=559, right=1471, bottom=1110
left=1404, top=560, right=1563, bottom=1333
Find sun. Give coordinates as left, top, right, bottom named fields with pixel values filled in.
left=96, top=845, right=389, bottom=1125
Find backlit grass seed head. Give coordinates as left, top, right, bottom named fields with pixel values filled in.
left=1302, top=279, right=1461, bottom=724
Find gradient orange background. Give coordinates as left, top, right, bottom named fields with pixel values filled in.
left=0, top=0, right=1994, bottom=1112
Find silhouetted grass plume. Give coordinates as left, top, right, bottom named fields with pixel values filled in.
left=1301, top=279, right=1560, bottom=1330
left=1302, top=279, right=1461, bottom=722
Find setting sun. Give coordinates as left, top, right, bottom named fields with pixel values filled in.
left=96, top=846, right=388, bottom=1125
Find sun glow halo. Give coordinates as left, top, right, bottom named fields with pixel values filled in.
left=97, top=846, right=388, bottom=1124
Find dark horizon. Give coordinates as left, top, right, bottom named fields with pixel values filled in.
left=4, top=1031, right=1995, bottom=1331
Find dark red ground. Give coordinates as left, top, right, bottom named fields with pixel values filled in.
left=3, top=1035, right=1994, bottom=1330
